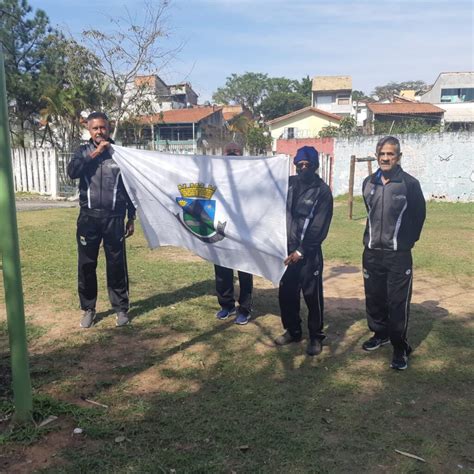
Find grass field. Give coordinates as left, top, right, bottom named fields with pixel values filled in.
left=0, top=200, right=473, bottom=473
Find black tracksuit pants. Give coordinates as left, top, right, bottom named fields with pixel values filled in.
left=214, top=265, right=253, bottom=315
left=363, top=248, right=413, bottom=349
left=76, top=211, right=129, bottom=313
left=279, top=247, right=325, bottom=340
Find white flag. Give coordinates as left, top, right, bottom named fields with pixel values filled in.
left=112, top=146, right=289, bottom=284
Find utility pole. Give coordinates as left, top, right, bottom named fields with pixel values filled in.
left=0, top=51, right=33, bottom=422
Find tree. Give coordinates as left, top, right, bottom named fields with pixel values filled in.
left=246, top=122, right=271, bottom=155
left=295, top=75, right=312, bottom=99
left=39, top=36, right=111, bottom=150
left=258, top=91, right=308, bottom=121
left=212, top=72, right=269, bottom=115
left=0, top=0, right=54, bottom=146
left=213, top=74, right=312, bottom=120
left=82, top=0, right=181, bottom=139
left=227, top=114, right=250, bottom=142
left=372, top=81, right=429, bottom=101
left=266, top=77, right=298, bottom=94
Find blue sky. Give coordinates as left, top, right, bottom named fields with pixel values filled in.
left=30, top=0, right=473, bottom=102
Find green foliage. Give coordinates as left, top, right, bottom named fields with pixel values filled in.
left=212, top=72, right=269, bottom=115
left=258, top=91, right=308, bottom=120
left=0, top=0, right=110, bottom=149
left=266, top=76, right=298, bottom=94
left=295, top=75, right=312, bottom=98
left=351, top=90, right=372, bottom=101
left=213, top=73, right=311, bottom=118
left=0, top=0, right=54, bottom=146
left=338, top=116, right=357, bottom=136
left=374, top=118, right=440, bottom=135
left=39, top=36, right=111, bottom=150
left=318, top=125, right=339, bottom=138
left=319, top=117, right=357, bottom=138
left=246, top=122, right=271, bottom=154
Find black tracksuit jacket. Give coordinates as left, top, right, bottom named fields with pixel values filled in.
left=67, top=139, right=136, bottom=219
left=362, top=166, right=425, bottom=251
left=287, top=174, right=333, bottom=256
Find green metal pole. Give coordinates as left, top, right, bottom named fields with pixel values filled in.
left=0, top=51, right=33, bottom=422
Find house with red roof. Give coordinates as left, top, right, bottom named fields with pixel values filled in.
left=267, top=106, right=342, bottom=152
left=121, top=106, right=225, bottom=153
left=366, top=102, right=445, bottom=134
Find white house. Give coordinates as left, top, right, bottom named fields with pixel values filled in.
left=312, top=76, right=352, bottom=117
left=419, top=72, right=474, bottom=131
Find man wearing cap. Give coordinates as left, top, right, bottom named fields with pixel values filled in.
left=275, top=146, right=333, bottom=356
left=67, top=112, right=136, bottom=329
left=361, top=136, right=425, bottom=370
left=214, top=142, right=253, bottom=325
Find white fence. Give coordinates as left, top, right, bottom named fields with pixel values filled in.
left=12, top=148, right=58, bottom=198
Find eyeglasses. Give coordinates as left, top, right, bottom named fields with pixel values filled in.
left=295, top=162, right=312, bottom=170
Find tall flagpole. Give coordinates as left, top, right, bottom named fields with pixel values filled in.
left=0, top=51, right=33, bottom=422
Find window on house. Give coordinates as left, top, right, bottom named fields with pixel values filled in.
left=287, top=127, right=295, bottom=139
left=441, top=88, right=474, bottom=103
left=158, top=126, right=194, bottom=141
left=316, top=95, right=333, bottom=105
left=337, top=94, right=351, bottom=105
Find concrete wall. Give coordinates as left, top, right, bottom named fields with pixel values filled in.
left=332, top=132, right=474, bottom=201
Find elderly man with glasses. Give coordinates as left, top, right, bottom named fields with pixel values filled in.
left=275, top=146, right=333, bottom=356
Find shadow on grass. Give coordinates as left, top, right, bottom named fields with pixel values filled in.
left=2, top=279, right=471, bottom=472
left=94, top=279, right=216, bottom=324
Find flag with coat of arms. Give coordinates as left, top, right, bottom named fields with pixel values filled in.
left=112, top=145, right=289, bottom=284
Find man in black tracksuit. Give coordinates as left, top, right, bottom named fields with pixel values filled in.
left=67, top=112, right=136, bottom=328
left=361, top=136, right=426, bottom=370
left=275, top=146, right=333, bottom=356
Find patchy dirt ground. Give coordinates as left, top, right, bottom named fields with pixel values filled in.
left=1, top=249, right=473, bottom=473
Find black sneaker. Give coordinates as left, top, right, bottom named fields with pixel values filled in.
left=116, top=311, right=130, bottom=327
left=80, top=309, right=96, bottom=328
left=274, top=331, right=302, bottom=346
left=362, top=335, right=390, bottom=351
left=306, top=339, right=323, bottom=356
left=390, top=345, right=413, bottom=371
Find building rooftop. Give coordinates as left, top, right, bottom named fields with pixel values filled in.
left=368, top=103, right=445, bottom=115
left=267, top=106, right=342, bottom=125
left=312, top=75, right=352, bottom=92
left=138, top=106, right=222, bottom=125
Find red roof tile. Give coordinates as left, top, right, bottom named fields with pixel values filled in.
left=368, top=103, right=445, bottom=115
left=138, top=106, right=222, bottom=125
left=267, top=106, right=342, bottom=125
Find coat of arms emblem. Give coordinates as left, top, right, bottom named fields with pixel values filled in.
left=175, top=183, right=226, bottom=243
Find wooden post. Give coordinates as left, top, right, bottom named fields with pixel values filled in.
left=348, top=155, right=356, bottom=219
left=368, top=159, right=373, bottom=176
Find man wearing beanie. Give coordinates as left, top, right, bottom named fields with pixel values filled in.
left=275, top=146, right=333, bottom=356
left=361, top=136, right=425, bottom=370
